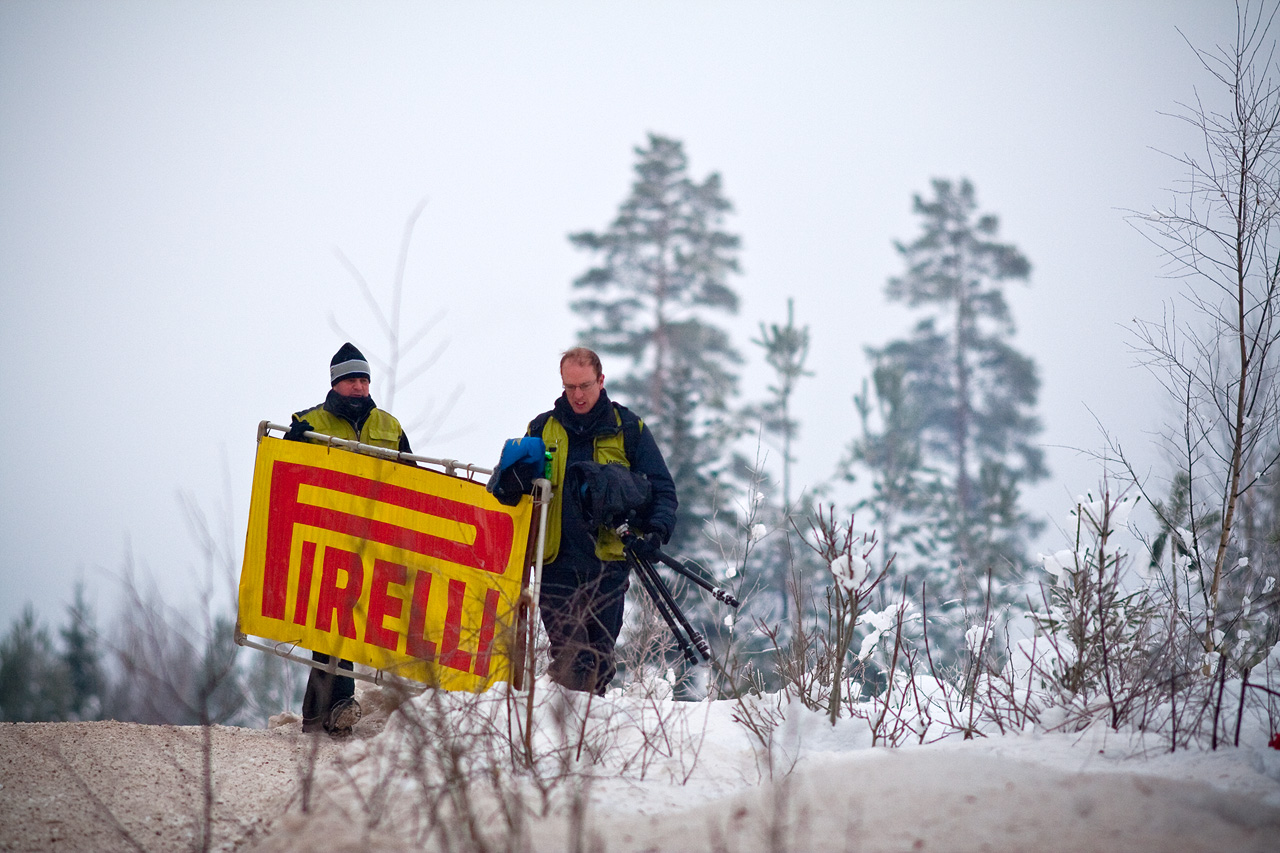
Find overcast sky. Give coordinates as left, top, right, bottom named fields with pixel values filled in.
left=0, top=2, right=1239, bottom=629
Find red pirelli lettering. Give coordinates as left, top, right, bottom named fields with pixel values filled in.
left=366, top=559, right=408, bottom=651
left=439, top=578, right=472, bottom=673
left=473, top=587, right=501, bottom=677
left=260, top=460, right=514, bottom=620
left=315, top=546, right=363, bottom=639
left=401, top=569, right=501, bottom=675
left=292, top=540, right=317, bottom=626
left=406, top=569, right=437, bottom=660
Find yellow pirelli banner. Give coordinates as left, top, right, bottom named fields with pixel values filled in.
left=238, top=436, right=533, bottom=692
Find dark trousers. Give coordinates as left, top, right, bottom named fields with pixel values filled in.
left=302, top=652, right=354, bottom=727
left=539, top=560, right=630, bottom=695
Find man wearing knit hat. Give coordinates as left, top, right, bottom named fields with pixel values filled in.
left=286, top=342, right=414, bottom=736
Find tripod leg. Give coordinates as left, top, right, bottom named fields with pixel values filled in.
left=650, top=549, right=741, bottom=609
left=617, top=531, right=740, bottom=608
left=628, top=553, right=698, bottom=664
left=635, top=556, right=712, bottom=662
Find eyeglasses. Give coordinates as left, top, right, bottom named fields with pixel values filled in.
left=562, top=380, right=599, bottom=393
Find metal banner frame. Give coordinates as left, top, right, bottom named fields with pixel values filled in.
left=235, top=420, right=550, bottom=696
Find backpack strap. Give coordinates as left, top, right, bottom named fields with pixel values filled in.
left=614, top=403, right=643, bottom=464
left=528, top=411, right=552, bottom=439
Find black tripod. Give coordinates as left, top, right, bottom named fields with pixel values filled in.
left=617, top=525, right=740, bottom=665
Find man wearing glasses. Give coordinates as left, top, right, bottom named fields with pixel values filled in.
left=526, top=346, right=678, bottom=694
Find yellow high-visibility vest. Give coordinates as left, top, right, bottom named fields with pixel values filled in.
left=293, top=406, right=404, bottom=450
left=536, top=411, right=630, bottom=562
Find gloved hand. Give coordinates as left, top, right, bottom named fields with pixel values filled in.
left=487, top=437, right=547, bottom=505
left=286, top=419, right=314, bottom=441
left=631, top=531, right=663, bottom=560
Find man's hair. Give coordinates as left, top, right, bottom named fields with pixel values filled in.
left=560, top=346, right=602, bottom=377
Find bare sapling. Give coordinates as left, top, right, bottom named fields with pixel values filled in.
left=1131, top=0, right=1280, bottom=671
left=796, top=507, right=889, bottom=724
left=330, top=197, right=460, bottom=438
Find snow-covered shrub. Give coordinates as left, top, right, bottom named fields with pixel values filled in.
left=733, top=506, right=996, bottom=748
left=1021, top=487, right=1163, bottom=731
left=969, top=480, right=1280, bottom=752
left=726, top=486, right=1280, bottom=757
left=1127, top=468, right=1280, bottom=749
left=798, top=507, right=888, bottom=724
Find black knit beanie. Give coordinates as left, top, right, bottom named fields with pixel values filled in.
left=330, top=342, right=371, bottom=385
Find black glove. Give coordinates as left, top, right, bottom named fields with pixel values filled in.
left=286, top=419, right=314, bottom=441
left=631, top=531, right=662, bottom=560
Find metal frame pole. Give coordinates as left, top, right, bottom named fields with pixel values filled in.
left=257, top=420, right=493, bottom=478
left=232, top=627, right=431, bottom=695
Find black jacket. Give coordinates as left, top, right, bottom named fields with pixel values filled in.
left=530, top=390, right=677, bottom=567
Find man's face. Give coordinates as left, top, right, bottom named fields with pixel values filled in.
left=333, top=377, right=371, bottom=398
left=561, top=361, right=603, bottom=415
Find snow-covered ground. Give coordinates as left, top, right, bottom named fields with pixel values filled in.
left=5, top=678, right=1278, bottom=853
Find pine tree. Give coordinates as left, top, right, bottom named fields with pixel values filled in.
left=737, top=298, right=815, bottom=627
left=60, top=582, right=105, bottom=720
left=0, top=605, right=72, bottom=721
left=752, top=298, right=812, bottom=513
left=854, top=179, right=1046, bottom=626
left=570, top=134, right=743, bottom=555
left=846, top=361, right=934, bottom=580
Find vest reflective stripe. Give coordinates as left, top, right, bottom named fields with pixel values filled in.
left=538, top=412, right=629, bottom=563
left=296, top=407, right=403, bottom=450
